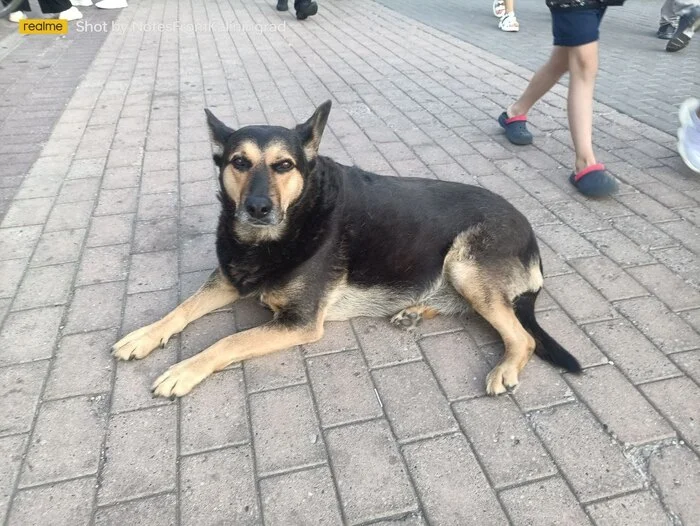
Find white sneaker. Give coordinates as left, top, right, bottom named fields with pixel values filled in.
left=498, top=12, right=519, bottom=32
left=493, top=0, right=505, bottom=17
left=95, top=0, right=128, bottom=8
left=59, top=6, right=83, bottom=20
left=8, top=11, right=27, bottom=22
left=678, top=98, right=700, bottom=174
left=71, top=0, right=94, bottom=5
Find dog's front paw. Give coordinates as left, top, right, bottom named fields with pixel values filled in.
left=151, top=358, right=211, bottom=398
left=486, top=362, right=519, bottom=395
left=112, top=321, right=174, bottom=361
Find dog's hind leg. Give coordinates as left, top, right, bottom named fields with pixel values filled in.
left=112, top=268, right=239, bottom=361
left=391, top=305, right=440, bottom=330
left=446, top=258, right=536, bottom=395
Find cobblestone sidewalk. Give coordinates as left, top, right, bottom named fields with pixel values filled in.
left=1, top=0, right=699, bottom=525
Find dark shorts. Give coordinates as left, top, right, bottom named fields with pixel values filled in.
left=551, top=7, right=606, bottom=47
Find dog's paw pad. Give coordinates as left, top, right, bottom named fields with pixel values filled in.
left=391, top=309, right=422, bottom=330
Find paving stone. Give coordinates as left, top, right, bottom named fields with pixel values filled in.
left=8, top=477, right=95, bottom=526
left=20, top=394, right=108, bottom=487
left=403, top=433, right=507, bottom=524
left=181, top=446, right=260, bottom=526
left=647, top=445, right=700, bottom=526
left=586, top=491, right=671, bottom=526
left=86, top=214, right=134, bottom=248
left=244, top=347, right=306, bottom=393
left=137, top=192, right=178, bottom=221
left=0, top=258, right=26, bottom=300
left=94, top=187, right=138, bottom=216
left=545, top=273, right=617, bottom=323
left=453, top=396, right=556, bottom=488
left=2, top=197, right=53, bottom=228
left=181, top=180, right=218, bottom=207
left=614, top=297, right=700, bottom=354
left=140, top=169, right=178, bottom=195
left=569, top=256, right=648, bottom=302
left=133, top=217, right=178, bottom=253
left=180, top=204, right=218, bottom=237
left=627, top=264, right=700, bottom=312
left=583, top=319, right=681, bottom=384
left=250, top=384, right=325, bottom=475
left=0, top=225, right=42, bottom=261
left=536, top=223, right=599, bottom=260
left=65, top=281, right=125, bottom=334
left=13, top=262, right=75, bottom=310
left=373, top=361, right=457, bottom=441
left=325, top=420, right=417, bottom=524
left=44, top=200, right=94, bottom=232
left=76, top=244, right=130, bottom=286
left=0, top=435, right=26, bottom=524
left=512, top=357, right=576, bottom=411
left=530, top=402, right=642, bottom=502
left=180, top=310, right=237, bottom=360
left=641, top=377, right=700, bottom=453
left=44, top=330, right=115, bottom=400
left=613, top=216, right=677, bottom=251
left=181, top=368, right=248, bottom=455
left=499, top=476, right=591, bottom=526
left=0, top=362, right=48, bottom=436
left=582, top=229, right=655, bottom=267
left=616, top=192, right=679, bottom=223
left=98, top=405, right=177, bottom=505
left=306, top=349, right=382, bottom=428
left=260, top=466, right=343, bottom=526
left=536, top=309, right=608, bottom=368
left=302, top=320, right=359, bottom=356
left=567, top=365, right=675, bottom=446
left=180, top=233, right=217, bottom=273
left=30, top=228, right=86, bottom=267
left=95, top=493, right=177, bottom=526
left=56, top=178, right=101, bottom=204
left=0, top=306, right=63, bottom=365
left=103, top=166, right=140, bottom=189
left=352, top=317, right=422, bottom=368
left=127, top=250, right=178, bottom=294
left=671, top=349, right=700, bottom=384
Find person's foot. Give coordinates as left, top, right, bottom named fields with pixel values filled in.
left=71, top=0, right=94, bottom=6
left=569, top=163, right=618, bottom=197
left=498, top=12, right=519, bottom=32
left=656, top=23, right=676, bottom=39
left=8, top=11, right=27, bottom=22
left=493, top=0, right=505, bottom=17
left=277, top=0, right=288, bottom=11
left=678, top=98, right=700, bottom=174
left=295, top=0, right=317, bottom=19
left=59, top=6, right=83, bottom=20
left=666, top=6, right=700, bottom=51
left=95, top=0, right=128, bottom=8
left=498, top=110, right=532, bottom=145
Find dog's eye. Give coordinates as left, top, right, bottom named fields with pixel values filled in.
left=274, top=160, right=294, bottom=173
left=231, top=157, right=248, bottom=169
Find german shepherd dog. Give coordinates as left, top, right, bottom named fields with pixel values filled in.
left=112, top=101, right=582, bottom=398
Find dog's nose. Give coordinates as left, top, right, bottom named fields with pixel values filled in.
left=244, top=196, right=273, bottom=219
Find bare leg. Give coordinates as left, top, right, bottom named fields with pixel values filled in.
left=509, top=46, right=569, bottom=117
left=567, top=41, right=599, bottom=172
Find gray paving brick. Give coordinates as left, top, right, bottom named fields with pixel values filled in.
left=373, top=361, right=457, bottom=441
left=102, top=166, right=140, bottom=190
left=56, top=178, right=101, bottom=205
left=325, top=420, right=417, bottom=524
left=133, top=217, right=178, bottom=253
left=2, top=197, right=54, bottom=228
left=652, top=246, right=700, bottom=289
left=306, top=349, right=382, bottom=428
left=614, top=297, right=700, bottom=354
left=0, top=306, right=63, bottom=365
left=244, top=347, right=306, bottom=393
left=181, top=446, right=260, bottom=526
left=142, top=150, right=177, bottom=173
left=180, top=311, right=237, bottom=361
left=98, top=405, right=177, bottom=505
left=671, top=349, right=700, bottom=385
left=76, top=244, right=129, bottom=287
left=627, top=264, right=700, bottom=312
left=352, top=317, right=422, bottom=368
left=545, top=274, right=617, bottom=323
left=647, top=445, right=700, bottom=526
left=586, top=491, right=671, bottom=526
left=657, top=219, right=700, bottom=255
left=0, top=361, right=48, bottom=436
left=44, top=330, right=115, bottom=400
left=616, top=192, right=679, bottom=223
left=613, top=216, right=677, bottom=251
left=0, top=434, right=26, bottom=524
left=302, top=320, right=359, bottom=356
left=0, top=226, right=42, bottom=261
left=260, top=466, right=343, bottom=526
left=250, top=384, right=325, bottom=475
left=127, top=250, right=178, bottom=294
left=569, top=256, right=648, bottom=302
left=13, top=263, right=75, bottom=310
left=180, top=159, right=216, bottom=183
left=65, top=281, right=125, bottom=334
left=95, top=493, right=177, bottom=526
left=181, top=368, right=248, bottom=455
left=181, top=180, right=218, bottom=207
left=453, top=396, right=556, bottom=488
left=180, top=204, right=218, bottom=237
left=140, top=169, right=178, bottom=195
left=20, top=395, right=108, bottom=487
left=530, top=402, right=642, bottom=502
left=31, top=228, right=86, bottom=267
left=94, top=188, right=138, bottom=217
left=8, top=477, right=95, bottom=526
left=44, top=200, right=94, bottom=233
left=499, top=476, right=591, bottom=526
left=536, top=309, right=608, bottom=368
left=0, top=258, right=27, bottom=300
left=403, top=433, right=507, bottom=524
left=180, top=233, right=217, bottom=273
left=582, top=229, right=655, bottom=267
left=66, top=159, right=107, bottom=180
left=536, top=223, right=599, bottom=260
left=583, top=320, right=680, bottom=384
left=567, top=365, right=675, bottom=446
left=641, top=378, right=700, bottom=453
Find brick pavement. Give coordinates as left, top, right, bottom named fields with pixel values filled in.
left=376, top=0, right=700, bottom=136
left=1, top=0, right=700, bottom=524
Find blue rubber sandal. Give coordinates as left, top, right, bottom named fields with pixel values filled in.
left=569, top=163, right=618, bottom=197
left=498, top=111, right=533, bottom=145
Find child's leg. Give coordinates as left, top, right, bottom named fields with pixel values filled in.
left=509, top=47, right=569, bottom=117
left=566, top=41, right=599, bottom=172
left=504, top=0, right=514, bottom=13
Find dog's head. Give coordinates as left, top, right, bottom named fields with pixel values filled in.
left=205, top=101, right=331, bottom=240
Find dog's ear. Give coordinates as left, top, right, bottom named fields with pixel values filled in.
left=296, top=100, right=331, bottom=161
left=205, top=109, right=235, bottom=146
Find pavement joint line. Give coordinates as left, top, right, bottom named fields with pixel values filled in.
left=397, top=428, right=462, bottom=447
left=179, top=440, right=252, bottom=459
left=245, top=380, right=308, bottom=396
left=321, top=414, right=385, bottom=431
left=352, top=507, right=423, bottom=526
left=16, top=473, right=95, bottom=493
left=93, top=488, right=176, bottom=511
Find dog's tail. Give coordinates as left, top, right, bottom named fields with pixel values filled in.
left=513, top=291, right=582, bottom=373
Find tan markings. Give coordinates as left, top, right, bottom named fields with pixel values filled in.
left=112, top=268, right=239, bottom=361
left=223, top=141, right=263, bottom=205
left=447, top=260, right=535, bottom=395
left=152, top=320, right=324, bottom=398
left=262, top=141, right=304, bottom=213
left=259, top=277, right=305, bottom=315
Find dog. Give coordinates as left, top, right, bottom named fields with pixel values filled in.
left=112, top=101, right=582, bottom=398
